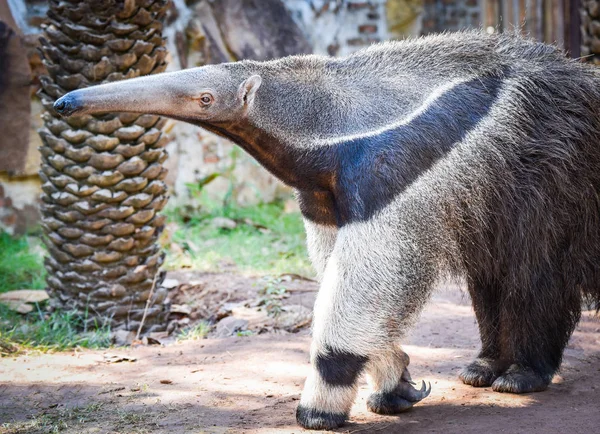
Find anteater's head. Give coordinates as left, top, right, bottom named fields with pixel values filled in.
left=53, top=64, right=262, bottom=127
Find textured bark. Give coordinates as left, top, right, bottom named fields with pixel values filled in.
left=0, top=20, right=31, bottom=175
left=37, top=0, right=170, bottom=332
left=581, top=0, right=600, bottom=65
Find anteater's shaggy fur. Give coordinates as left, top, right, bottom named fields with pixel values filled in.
left=54, top=31, right=600, bottom=430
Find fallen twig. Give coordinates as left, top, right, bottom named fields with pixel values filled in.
left=136, top=272, right=159, bottom=341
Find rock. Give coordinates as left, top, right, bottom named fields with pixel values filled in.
left=170, top=304, right=191, bottom=315
left=215, top=316, right=249, bottom=337
left=162, top=278, right=180, bottom=289
left=277, top=305, right=312, bottom=329
left=111, top=329, right=136, bottom=346
left=211, top=216, right=237, bottom=230
left=0, top=290, right=50, bottom=303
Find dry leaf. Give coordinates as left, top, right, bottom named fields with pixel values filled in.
left=103, top=354, right=137, bottom=363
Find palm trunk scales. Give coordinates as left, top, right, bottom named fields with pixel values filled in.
left=38, top=0, right=171, bottom=332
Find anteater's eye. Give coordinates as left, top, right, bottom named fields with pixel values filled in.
left=199, top=94, right=213, bottom=106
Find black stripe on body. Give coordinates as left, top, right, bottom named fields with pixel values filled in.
left=298, top=76, right=503, bottom=226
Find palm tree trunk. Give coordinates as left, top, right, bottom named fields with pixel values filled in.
left=38, top=0, right=170, bottom=333
left=581, top=0, right=600, bottom=64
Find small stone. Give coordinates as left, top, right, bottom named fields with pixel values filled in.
left=170, top=304, right=192, bottom=315
left=162, top=278, right=179, bottom=289
left=215, top=317, right=249, bottom=338
left=111, top=329, right=136, bottom=346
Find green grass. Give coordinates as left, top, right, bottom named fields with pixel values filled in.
left=164, top=199, right=314, bottom=278
left=0, top=305, right=111, bottom=352
left=177, top=321, right=211, bottom=341
left=0, top=232, right=46, bottom=294
left=0, top=232, right=110, bottom=352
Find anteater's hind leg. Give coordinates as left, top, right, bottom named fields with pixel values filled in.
left=492, top=270, right=581, bottom=393
left=460, top=277, right=507, bottom=387
left=366, top=346, right=431, bottom=415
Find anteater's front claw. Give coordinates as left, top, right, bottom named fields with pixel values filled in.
left=367, top=378, right=432, bottom=415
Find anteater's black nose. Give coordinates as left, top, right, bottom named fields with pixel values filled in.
left=53, top=93, right=81, bottom=116
left=54, top=100, right=66, bottom=111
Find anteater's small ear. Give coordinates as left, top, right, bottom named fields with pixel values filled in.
left=238, top=75, right=262, bottom=106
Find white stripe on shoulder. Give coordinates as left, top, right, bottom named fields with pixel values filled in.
left=319, top=77, right=474, bottom=146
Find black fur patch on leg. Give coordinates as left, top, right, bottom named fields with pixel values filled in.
left=315, top=348, right=368, bottom=387
left=492, top=364, right=551, bottom=393
left=296, top=405, right=347, bottom=430
left=459, top=358, right=502, bottom=387
left=367, top=391, right=414, bottom=415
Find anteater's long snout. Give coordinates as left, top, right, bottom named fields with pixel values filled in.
left=53, top=70, right=192, bottom=117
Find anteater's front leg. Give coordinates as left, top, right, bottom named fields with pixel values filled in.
left=295, top=251, right=368, bottom=430
left=296, top=223, right=435, bottom=430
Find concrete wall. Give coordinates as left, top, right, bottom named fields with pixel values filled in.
left=421, top=0, right=482, bottom=34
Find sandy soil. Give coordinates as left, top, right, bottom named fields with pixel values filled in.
left=1, top=275, right=599, bottom=433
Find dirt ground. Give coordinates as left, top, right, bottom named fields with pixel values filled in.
left=1, top=273, right=600, bottom=434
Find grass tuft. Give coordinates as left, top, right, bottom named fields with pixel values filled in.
left=177, top=321, right=211, bottom=341
left=0, top=232, right=111, bottom=352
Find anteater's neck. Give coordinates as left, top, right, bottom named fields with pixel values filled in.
left=198, top=118, right=336, bottom=191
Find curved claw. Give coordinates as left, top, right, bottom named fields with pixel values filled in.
left=367, top=379, right=432, bottom=415
left=398, top=379, right=432, bottom=403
